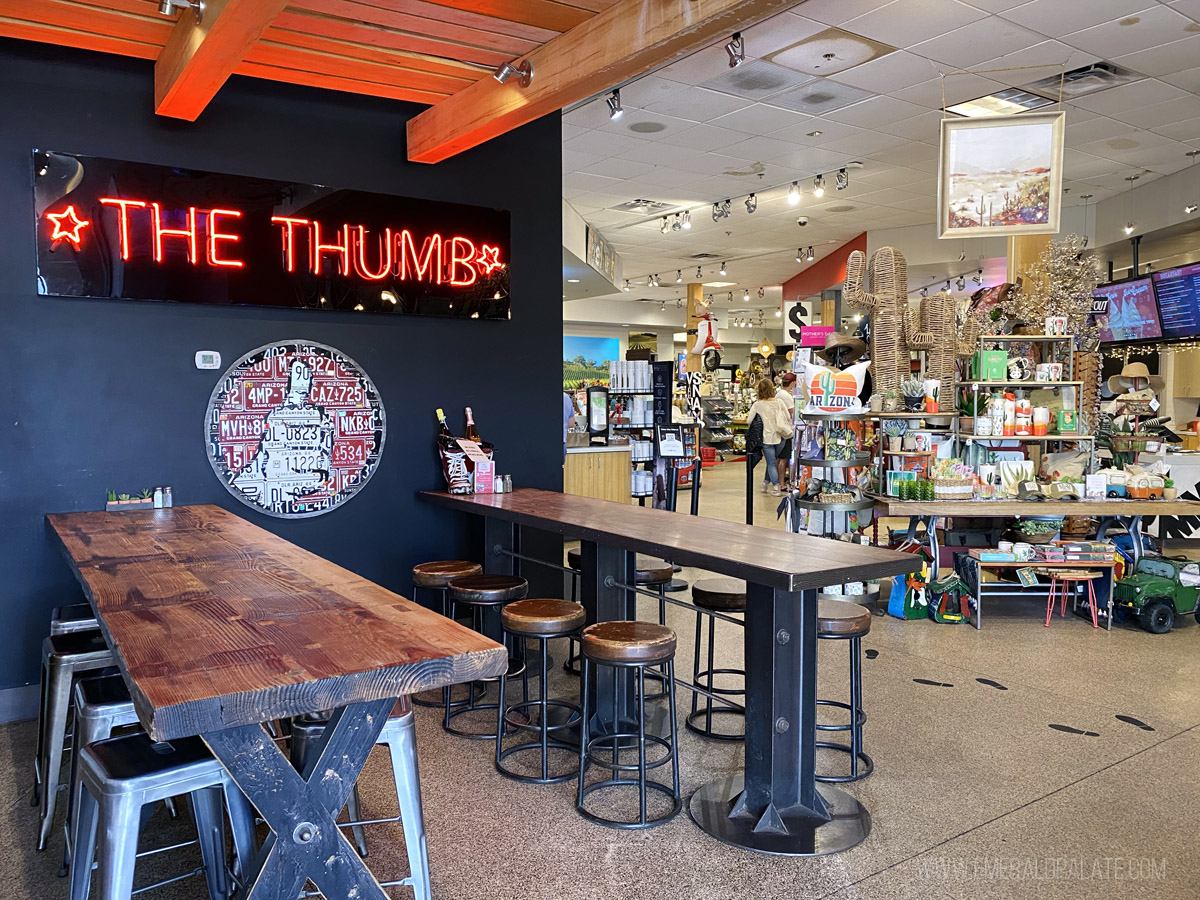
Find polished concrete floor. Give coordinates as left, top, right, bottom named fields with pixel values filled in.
left=2, top=461, right=1197, bottom=899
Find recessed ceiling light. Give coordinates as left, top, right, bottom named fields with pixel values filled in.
left=946, top=87, right=1052, bottom=117
left=566, top=278, right=580, bottom=283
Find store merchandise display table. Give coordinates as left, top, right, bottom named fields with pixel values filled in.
left=420, top=488, right=919, bottom=856
left=957, top=549, right=1118, bottom=630
left=46, top=505, right=507, bottom=900
left=870, top=497, right=1200, bottom=565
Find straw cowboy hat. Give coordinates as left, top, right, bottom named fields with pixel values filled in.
left=816, top=331, right=866, bottom=365
left=1107, top=361, right=1164, bottom=395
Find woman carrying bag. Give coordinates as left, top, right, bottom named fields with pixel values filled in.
left=747, top=377, right=790, bottom=496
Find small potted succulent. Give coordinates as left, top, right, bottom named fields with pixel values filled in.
left=105, top=488, right=155, bottom=511
left=869, top=392, right=883, bottom=413
left=881, top=418, right=908, bottom=452
left=958, top=391, right=982, bottom=436
left=882, top=389, right=901, bottom=413
left=1164, top=477, right=1177, bottom=500
left=901, top=377, right=925, bottom=412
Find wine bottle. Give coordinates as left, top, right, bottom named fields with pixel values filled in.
left=465, top=407, right=481, bottom=443
left=436, top=408, right=452, bottom=440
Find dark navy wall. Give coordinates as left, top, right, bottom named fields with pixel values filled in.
left=0, top=40, right=564, bottom=694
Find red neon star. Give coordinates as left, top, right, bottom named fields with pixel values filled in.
left=46, top=205, right=91, bottom=248
left=475, top=244, right=504, bottom=275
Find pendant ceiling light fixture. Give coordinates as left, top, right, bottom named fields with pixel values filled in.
left=1124, top=174, right=1139, bottom=234
left=787, top=181, right=801, bottom=206
left=606, top=89, right=623, bottom=120
left=726, top=32, right=745, bottom=68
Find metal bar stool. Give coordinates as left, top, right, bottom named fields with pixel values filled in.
left=496, top=599, right=585, bottom=783
left=1041, top=568, right=1102, bottom=628
left=68, top=732, right=258, bottom=900
left=816, top=599, right=874, bottom=784
left=686, top=579, right=747, bottom=741
left=410, top=561, right=484, bottom=707
left=443, top=574, right=529, bottom=740
left=51, top=604, right=100, bottom=636
left=34, top=630, right=116, bottom=852
left=61, top=674, right=141, bottom=876
left=576, top=621, right=681, bottom=829
left=289, top=698, right=431, bottom=900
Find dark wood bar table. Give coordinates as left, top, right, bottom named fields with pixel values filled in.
left=420, top=488, right=920, bottom=856
left=46, top=505, right=508, bottom=900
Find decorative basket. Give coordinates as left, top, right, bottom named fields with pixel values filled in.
left=1110, top=434, right=1151, bottom=453
left=818, top=491, right=854, bottom=504
left=933, top=478, right=974, bottom=500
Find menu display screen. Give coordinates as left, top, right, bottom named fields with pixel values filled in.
left=1153, top=263, right=1200, bottom=340
left=1095, top=278, right=1161, bottom=343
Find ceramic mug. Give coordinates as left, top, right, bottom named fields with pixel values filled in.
left=998, top=540, right=1014, bottom=553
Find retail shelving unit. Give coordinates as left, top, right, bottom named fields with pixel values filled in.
left=701, top=396, right=735, bottom=461
left=794, top=408, right=874, bottom=538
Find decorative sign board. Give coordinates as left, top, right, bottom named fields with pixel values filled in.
left=800, top=325, right=834, bottom=347
left=206, top=340, right=385, bottom=518
left=33, top=151, right=510, bottom=319
left=782, top=300, right=808, bottom=343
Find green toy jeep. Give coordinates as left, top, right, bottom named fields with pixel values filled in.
left=1114, top=557, right=1200, bottom=634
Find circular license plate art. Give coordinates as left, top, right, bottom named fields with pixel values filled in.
left=205, top=340, right=385, bottom=518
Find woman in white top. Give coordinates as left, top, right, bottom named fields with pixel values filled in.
left=747, top=377, right=790, bottom=495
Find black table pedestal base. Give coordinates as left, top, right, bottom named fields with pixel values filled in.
left=688, top=775, right=870, bottom=856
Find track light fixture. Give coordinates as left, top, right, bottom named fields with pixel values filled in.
left=775, top=308, right=782, bottom=318
left=943, top=280, right=951, bottom=294
left=920, top=287, right=928, bottom=298
left=758, top=287, right=765, bottom=298
left=681, top=210, right=692, bottom=230
left=660, top=301, right=666, bottom=311
left=743, top=290, right=750, bottom=301
left=660, top=217, right=670, bottom=235
left=812, top=175, right=825, bottom=198
left=726, top=32, right=745, bottom=68
left=671, top=214, right=682, bottom=232
left=158, top=0, right=203, bottom=21
left=697, top=266, right=703, bottom=280
left=623, top=280, right=631, bottom=292
left=727, top=291, right=733, bottom=302
left=492, top=60, right=532, bottom=87
left=836, top=168, right=848, bottom=190
left=719, top=262, right=727, bottom=276
left=745, top=193, right=757, bottom=214
left=795, top=248, right=803, bottom=263
left=710, top=198, right=731, bottom=222
left=1188, top=203, right=1199, bottom=215
left=973, top=269, right=983, bottom=286
left=676, top=269, right=683, bottom=283
left=955, top=275, right=966, bottom=291
left=1124, top=221, right=1136, bottom=235
left=606, top=89, right=623, bottom=120
left=787, top=181, right=800, bottom=206
left=806, top=246, right=814, bottom=262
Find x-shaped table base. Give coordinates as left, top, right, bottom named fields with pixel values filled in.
left=203, top=697, right=396, bottom=900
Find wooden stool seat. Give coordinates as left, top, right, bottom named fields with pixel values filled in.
left=580, top=621, right=676, bottom=664
left=501, top=599, right=587, bottom=636
left=565, top=549, right=673, bottom=584
left=1050, top=569, right=1103, bottom=580
left=412, top=560, right=482, bottom=588
left=691, top=578, right=747, bottom=612
left=817, top=599, right=872, bottom=638
left=447, top=574, right=528, bottom=605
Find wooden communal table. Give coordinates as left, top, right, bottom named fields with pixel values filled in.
left=957, top=550, right=1119, bottom=630
left=420, top=488, right=919, bottom=856
left=870, top=496, right=1200, bottom=565
left=47, top=505, right=507, bottom=900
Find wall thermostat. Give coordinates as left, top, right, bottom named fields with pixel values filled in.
left=195, top=350, right=221, bottom=370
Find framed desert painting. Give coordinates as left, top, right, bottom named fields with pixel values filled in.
left=937, top=111, right=1065, bottom=239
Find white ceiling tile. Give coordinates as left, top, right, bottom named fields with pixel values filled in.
left=766, top=147, right=856, bottom=172
left=876, top=110, right=945, bottom=141
left=718, top=135, right=808, bottom=161
left=562, top=148, right=605, bottom=174
left=616, top=141, right=705, bottom=166
left=563, top=130, right=646, bottom=157
left=877, top=141, right=940, bottom=169
left=700, top=60, right=816, bottom=101
left=889, top=74, right=1006, bottom=108
left=563, top=101, right=615, bottom=130
left=960, top=0, right=1036, bottom=11
left=561, top=123, right=588, bottom=143
left=1063, top=149, right=1121, bottom=178
left=1113, top=34, right=1200, bottom=78
left=562, top=171, right=621, bottom=193
left=1077, top=129, right=1177, bottom=161
left=770, top=118, right=866, bottom=144
left=1116, top=95, right=1200, bottom=130
left=855, top=164, right=933, bottom=187
left=1143, top=151, right=1198, bottom=176
left=974, top=41, right=1099, bottom=88
left=708, top=104, right=814, bottom=135
left=1071, top=78, right=1188, bottom=115
left=617, top=75, right=690, bottom=109
left=1168, top=0, right=1200, bottom=20
left=738, top=10, right=829, bottom=50
left=791, top=0, right=897, bottom=26
left=580, top=158, right=657, bottom=180
left=1149, top=116, right=1200, bottom=143
left=1060, top=5, right=1197, bottom=59
left=641, top=86, right=755, bottom=122
left=999, top=0, right=1155, bottom=36
left=1162, top=65, right=1200, bottom=93
left=668, top=123, right=759, bottom=152
left=668, top=152, right=761, bottom=177
left=1065, top=115, right=1130, bottom=146
left=761, top=79, right=876, bottom=114
left=909, top=17, right=1044, bottom=69
left=823, top=95, right=930, bottom=127
left=820, top=130, right=911, bottom=157
left=827, top=50, right=939, bottom=92
left=843, top=0, right=988, bottom=48
left=656, top=44, right=747, bottom=86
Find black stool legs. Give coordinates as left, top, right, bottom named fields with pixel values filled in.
left=496, top=635, right=581, bottom=783
left=685, top=610, right=746, bottom=741
left=816, top=634, right=873, bottom=783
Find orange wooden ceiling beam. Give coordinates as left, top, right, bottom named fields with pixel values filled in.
left=405, top=0, right=797, bottom=164
left=154, top=0, right=290, bottom=120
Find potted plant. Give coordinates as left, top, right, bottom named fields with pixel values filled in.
left=105, top=488, right=155, bottom=511
left=1164, top=477, right=1177, bottom=500
left=901, top=377, right=925, bottom=412
left=882, top=419, right=907, bottom=452
left=958, top=390, right=982, bottom=436
left=869, top=392, right=883, bottom=413
left=882, top=389, right=900, bottom=413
